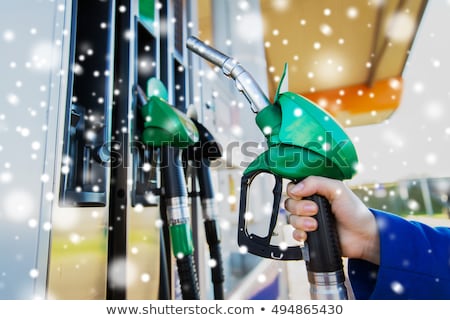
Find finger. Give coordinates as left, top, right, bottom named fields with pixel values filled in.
left=292, top=229, right=307, bottom=242
left=284, top=198, right=318, bottom=216
left=289, top=215, right=318, bottom=232
left=286, top=182, right=302, bottom=200
left=287, top=176, right=344, bottom=202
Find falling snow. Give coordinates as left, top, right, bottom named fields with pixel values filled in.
left=390, top=281, right=405, bottom=295
left=0, top=0, right=449, bottom=301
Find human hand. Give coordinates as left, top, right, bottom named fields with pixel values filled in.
left=285, top=176, right=380, bottom=265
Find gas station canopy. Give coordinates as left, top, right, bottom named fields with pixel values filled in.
left=199, top=0, right=429, bottom=127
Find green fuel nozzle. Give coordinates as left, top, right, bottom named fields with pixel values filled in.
left=138, top=78, right=199, bottom=148
left=249, top=66, right=358, bottom=180
left=187, top=36, right=358, bottom=300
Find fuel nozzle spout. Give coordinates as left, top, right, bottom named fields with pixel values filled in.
left=187, top=36, right=271, bottom=113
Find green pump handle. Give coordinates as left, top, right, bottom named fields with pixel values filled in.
left=187, top=37, right=359, bottom=300
left=137, top=79, right=200, bottom=299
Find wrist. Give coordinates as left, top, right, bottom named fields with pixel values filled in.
left=361, top=214, right=380, bottom=265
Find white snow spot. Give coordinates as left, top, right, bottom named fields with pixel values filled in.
left=377, top=216, right=388, bottom=231
left=52, top=210, right=80, bottom=230
left=208, top=259, right=217, bottom=268
left=236, top=13, right=263, bottom=42
left=227, top=195, right=237, bottom=205
left=385, top=12, right=416, bottom=43
left=134, top=203, right=144, bottom=213
left=2, top=189, right=35, bottom=223
left=346, top=7, right=359, bottom=19
left=144, top=192, right=157, bottom=204
left=0, top=171, right=13, bottom=184
left=231, top=125, right=243, bottom=137
left=389, top=78, right=401, bottom=90
left=91, top=210, right=100, bottom=219
left=431, top=58, right=440, bottom=68
left=382, top=130, right=404, bottom=148
left=370, top=0, right=385, bottom=7
left=154, top=219, right=164, bottom=229
left=131, top=247, right=139, bottom=255
left=29, top=269, right=39, bottom=279
left=108, top=258, right=136, bottom=288
left=142, top=163, right=151, bottom=172
left=271, top=0, right=291, bottom=11
left=45, top=192, right=54, bottom=202
left=239, top=245, right=248, bottom=254
left=390, top=281, right=405, bottom=295
left=220, top=219, right=231, bottom=231
left=320, top=24, right=333, bottom=36
left=30, top=41, right=59, bottom=72
left=257, top=274, right=267, bottom=283
left=238, top=0, right=250, bottom=11
left=407, top=199, right=419, bottom=211
left=28, top=219, right=38, bottom=229
left=425, top=153, right=437, bottom=165
left=31, top=141, right=41, bottom=150
left=72, top=63, right=83, bottom=75
left=413, top=82, right=424, bottom=94
left=69, top=233, right=81, bottom=244
left=263, top=126, right=272, bottom=135
left=215, top=192, right=224, bottom=202
left=244, top=211, right=253, bottom=221
left=278, top=242, right=288, bottom=251
left=7, top=93, right=19, bottom=106
left=3, top=30, right=15, bottom=42
left=140, top=273, right=151, bottom=283
left=176, top=252, right=184, bottom=259
left=322, top=142, right=331, bottom=151
left=61, top=165, right=70, bottom=175
left=20, top=127, right=30, bottom=137
left=42, top=222, right=52, bottom=231
left=423, top=101, right=444, bottom=120
left=323, top=8, right=332, bottom=16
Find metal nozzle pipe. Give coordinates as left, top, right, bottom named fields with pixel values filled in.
left=187, top=36, right=270, bottom=113
left=308, top=271, right=348, bottom=300
left=186, top=36, right=230, bottom=71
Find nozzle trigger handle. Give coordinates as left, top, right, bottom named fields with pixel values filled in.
left=303, top=194, right=344, bottom=273
left=238, top=170, right=303, bottom=260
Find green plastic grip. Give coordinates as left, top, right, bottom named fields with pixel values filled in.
left=169, top=223, right=194, bottom=257
left=247, top=91, right=358, bottom=181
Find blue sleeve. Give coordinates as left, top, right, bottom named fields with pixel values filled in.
left=348, top=209, right=450, bottom=299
